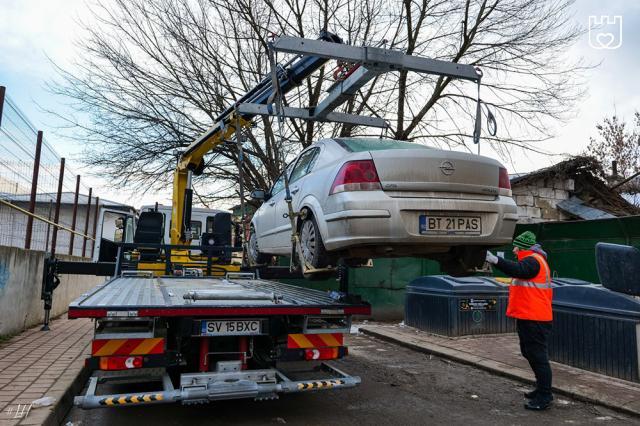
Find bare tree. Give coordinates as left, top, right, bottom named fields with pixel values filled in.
left=50, top=0, right=587, bottom=206
left=586, top=112, right=640, bottom=198
left=587, top=112, right=640, bottom=178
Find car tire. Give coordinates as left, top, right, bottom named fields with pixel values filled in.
left=248, top=226, right=271, bottom=265
left=299, top=215, right=330, bottom=269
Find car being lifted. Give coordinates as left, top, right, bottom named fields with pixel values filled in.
left=249, top=138, right=518, bottom=276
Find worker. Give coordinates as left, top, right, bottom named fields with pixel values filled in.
left=485, top=231, right=553, bottom=411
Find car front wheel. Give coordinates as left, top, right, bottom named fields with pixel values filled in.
left=248, top=226, right=271, bottom=265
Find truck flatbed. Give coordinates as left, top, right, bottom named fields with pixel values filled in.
left=68, top=275, right=370, bottom=319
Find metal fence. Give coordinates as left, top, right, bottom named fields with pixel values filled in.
left=0, top=85, right=101, bottom=257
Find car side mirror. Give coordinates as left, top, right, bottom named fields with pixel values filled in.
left=251, top=189, right=267, bottom=201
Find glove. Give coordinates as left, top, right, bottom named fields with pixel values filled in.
left=485, top=251, right=499, bottom=265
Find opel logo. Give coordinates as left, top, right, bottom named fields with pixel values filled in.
left=439, top=161, right=455, bottom=175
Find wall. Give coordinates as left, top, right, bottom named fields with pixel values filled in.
left=512, top=177, right=575, bottom=223
left=0, top=246, right=105, bottom=336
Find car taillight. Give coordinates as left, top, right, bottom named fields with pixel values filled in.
left=99, top=355, right=143, bottom=370
left=304, top=347, right=340, bottom=360
left=498, top=167, right=511, bottom=190
left=329, top=160, right=382, bottom=194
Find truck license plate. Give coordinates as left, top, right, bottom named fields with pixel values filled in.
left=201, top=320, right=262, bottom=336
left=419, top=215, right=481, bottom=235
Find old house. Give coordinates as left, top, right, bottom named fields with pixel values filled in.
left=511, top=156, right=638, bottom=223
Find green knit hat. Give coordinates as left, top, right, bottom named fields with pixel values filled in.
left=513, top=231, right=536, bottom=249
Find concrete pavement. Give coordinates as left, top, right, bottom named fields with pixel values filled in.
left=359, top=322, right=640, bottom=418
left=0, top=317, right=92, bottom=426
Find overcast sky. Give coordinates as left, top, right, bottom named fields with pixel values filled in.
left=1, top=0, right=638, bottom=207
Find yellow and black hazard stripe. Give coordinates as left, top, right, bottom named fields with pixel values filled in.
left=99, top=393, right=164, bottom=406
left=297, top=379, right=346, bottom=391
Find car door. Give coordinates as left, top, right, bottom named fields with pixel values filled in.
left=255, top=164, right=292, bottom=252
left=272, top=147, right=321, bottom=249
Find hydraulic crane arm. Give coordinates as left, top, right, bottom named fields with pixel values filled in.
left=170, top=32, right=344, bottom=245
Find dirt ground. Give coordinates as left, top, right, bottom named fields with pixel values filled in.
left=64, top=333, right=635, bottom=425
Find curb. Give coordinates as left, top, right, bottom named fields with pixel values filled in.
left=360, top=327, right=640, bottom=418
left=42, top=365, right=90, bottom=426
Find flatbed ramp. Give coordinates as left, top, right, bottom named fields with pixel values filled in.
left=69, top=275, right=370, bottom=318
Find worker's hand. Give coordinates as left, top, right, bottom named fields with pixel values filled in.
left=485, top=250, right=499, bottom=265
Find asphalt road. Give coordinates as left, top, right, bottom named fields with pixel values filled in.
left=65, top=333, right=634, bottom=426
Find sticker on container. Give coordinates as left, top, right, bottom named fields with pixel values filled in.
left=459, top=298, right=497, bottom=311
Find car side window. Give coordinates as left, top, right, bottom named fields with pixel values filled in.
left=289, top=148, right=320, bottom=183
left=270, top=163, right=294, bottom=197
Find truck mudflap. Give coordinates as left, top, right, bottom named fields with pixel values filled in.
left=74, top=362, right=360, bottom=409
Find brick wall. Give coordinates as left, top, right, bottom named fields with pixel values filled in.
left=512, top=178, right=575, bottom=223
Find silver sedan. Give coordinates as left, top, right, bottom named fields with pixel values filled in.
left=249, top=138, right=517, bottom=275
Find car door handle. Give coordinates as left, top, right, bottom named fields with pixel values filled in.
left=268, top=201, right=276, bottom=207
left=291, top=187, right=300, bottom=195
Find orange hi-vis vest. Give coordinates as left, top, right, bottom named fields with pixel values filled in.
left=506, top=251, right=553, bottom=321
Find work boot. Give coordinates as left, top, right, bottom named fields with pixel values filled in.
left=524, top=394, right=553, bottom=411
left=524, top=389, right=538, bottom=399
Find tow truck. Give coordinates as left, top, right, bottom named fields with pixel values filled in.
left=41, top=31, right=485, bottom=409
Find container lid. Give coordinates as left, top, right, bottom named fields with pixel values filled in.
left=553, top=284, right=640, bottom=318
left=407, top=275, right=505, bottom=295
left=551, top=278, right=593, bottom=286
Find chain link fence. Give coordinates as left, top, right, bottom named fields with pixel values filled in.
left=0, top=86, right=113, bottom=257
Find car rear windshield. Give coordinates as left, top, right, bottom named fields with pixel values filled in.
left=335, top=138, right=431, bottom=152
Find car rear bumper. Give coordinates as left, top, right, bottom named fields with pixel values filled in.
left=321, top=192, right=518, bottom=252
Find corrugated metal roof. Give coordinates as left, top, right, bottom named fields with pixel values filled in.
left=557, top=196, right=616, bottom=220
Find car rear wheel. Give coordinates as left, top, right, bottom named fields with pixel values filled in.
left=299, top=216, right=330, bottom=269
left=248, top=226, right=271, bottom=265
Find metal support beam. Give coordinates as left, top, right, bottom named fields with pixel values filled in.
left=236, top=103, right=388, bottom=128
left=271, top=36, right=481, bottom=82
left=313, top=66, right=380, bottom=120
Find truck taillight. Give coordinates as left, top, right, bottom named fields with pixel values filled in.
left=99, top=356, right=143, bottom=370
left=498, top=167, right=511, bottom=190
left=330, top=160, right=382, bottom=194
left=304, top=347, right=340, bottom=360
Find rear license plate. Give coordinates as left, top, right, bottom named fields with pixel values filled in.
left=419, top=215, right=481, bottom=235
left=201, top=320, right=262, bottom=336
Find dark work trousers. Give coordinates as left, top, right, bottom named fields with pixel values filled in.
left=516, top=319, right=553, bottom=398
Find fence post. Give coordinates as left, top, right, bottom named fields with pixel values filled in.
left=91, top=197, right=100, bottom=258
left=44, top=200, right=53, bottom=252
left=68, top=175, right=81, bottom=256
left=25, top=130, right=43, bottom=249
left=0, top=86, right=5, bottom=127
left=82, top=188, right=93, bottom=257
left=50, top=158, right=65, bottom=256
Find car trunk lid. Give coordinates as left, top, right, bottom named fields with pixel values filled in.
left=370, top=149, right=500, bottom=198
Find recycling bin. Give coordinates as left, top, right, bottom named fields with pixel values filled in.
left=405, top=275, right=514, bottom=337
left=549, top=283, right=640, bottom=382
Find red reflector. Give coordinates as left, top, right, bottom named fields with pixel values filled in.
left=498, top=167, right=511, bottom=190
left=99, top=356, right=143, bottom=371
left=330, top=160, right=382, bottom=194
left=304, top=347, right=339, bottom=360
